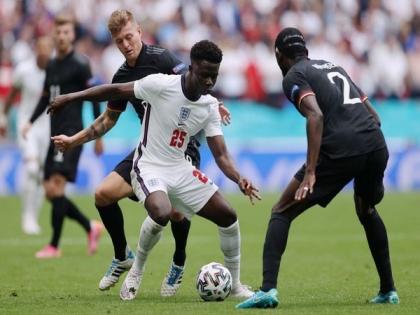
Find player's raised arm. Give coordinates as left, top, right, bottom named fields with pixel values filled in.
left=52, top=107, right=121, bottom=151
left=48, top=82, right=135, bottom=114
left=207, top=135, right=261, bottom=204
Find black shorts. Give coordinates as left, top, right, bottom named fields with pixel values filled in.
left=44, top=141, right=83, bottom=183
left=294, top=147, right=388, bottom=207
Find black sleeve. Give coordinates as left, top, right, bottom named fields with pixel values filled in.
left=283, top=68, right=314, bottom=111
left=107, top=72, right=128, bottom=112
left=79, top=58, right=103, bottom=118
left=80, top=59, right=94, bottom=89
left=92, top=101, right=101, bottom=119
left=161, top=50, right=187, bottom=75
left=29, top=95, right=49, bottom=123
left=29, top=71, right=50, bottom=123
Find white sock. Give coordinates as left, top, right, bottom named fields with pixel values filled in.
left=134, top=216, right=164, bottom=272
left=218, top=220, right=241, bottom=289
left=21, top=160, right=43, bottom=229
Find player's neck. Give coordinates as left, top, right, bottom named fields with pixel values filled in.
left=56, top=46, right=73, bottom=59
left=182, top=73, right=200, bottom=102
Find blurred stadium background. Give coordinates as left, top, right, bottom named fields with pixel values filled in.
left=1, top=2, right=420, bottom=314
left=1, top=0, right=419, bottom=194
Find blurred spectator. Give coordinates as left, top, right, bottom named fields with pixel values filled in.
left=1, top=0, right=420, bottom=108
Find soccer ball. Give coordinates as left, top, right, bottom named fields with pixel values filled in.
left=196, top=262, right=232, bottom=301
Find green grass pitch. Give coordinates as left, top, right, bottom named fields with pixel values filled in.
left=0, top=192, right=419, bottom=315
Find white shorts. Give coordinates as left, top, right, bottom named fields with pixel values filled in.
left=131, top=161, right=218, bottom=220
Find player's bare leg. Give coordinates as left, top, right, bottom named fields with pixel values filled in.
left=197, top=191, right=253, bottom=298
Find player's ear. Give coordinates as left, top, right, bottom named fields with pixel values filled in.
left=188, top=64, right=192, bottom=71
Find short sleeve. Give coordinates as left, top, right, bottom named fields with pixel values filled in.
left=161, top=50, right=187, bottom=75
left=204, top=102, right=223, bottom=137
left=282, top=68, right=314, bottom=108
left=108, top=72, right=128, bottom=112
left=78, top=57, right=93, bottom=88
left=133, top=73, right=163, bottom=102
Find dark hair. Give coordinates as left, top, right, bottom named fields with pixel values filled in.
left=275, top=27, right=307, bottom=59
left=190, top=40, right=223, bottom=64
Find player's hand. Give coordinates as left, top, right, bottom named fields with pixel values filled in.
left=218, top=101, right=231, bottom=126
left=238, top=176, right=261, bottom=205
left=51, top=134, right=74, bottom=152
left=47, top=94, right=71, bottom=114
left=21, top=122, right=32, bottom=140
left=94, top=138, right=104, bottom=156
left=295, top=171, right=316, bottom=200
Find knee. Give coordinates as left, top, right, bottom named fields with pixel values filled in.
left=95, top=185, right=114, bottom=206
left=44, top=184, right=57, bottom=200
left=147, top=204, right=170, bottom=226
left=354, top=194, right=377, bottom=223
left=220, top=207, right=237, bottom=228
left=25, top=159, right=40, bottom=179
left=169, top=210, right=184, bottom=222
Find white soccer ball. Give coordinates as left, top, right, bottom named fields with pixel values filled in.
left=196, top=262, right=232, bottom=301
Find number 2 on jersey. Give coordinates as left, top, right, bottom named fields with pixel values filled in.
left=327, top=72, right=362, bottom=105
left=169, top=129, right=187, bottom=148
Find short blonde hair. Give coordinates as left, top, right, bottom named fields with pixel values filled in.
left=107, top=10, right=136, bottom=35
left=54, top=13, right=75, bottom=27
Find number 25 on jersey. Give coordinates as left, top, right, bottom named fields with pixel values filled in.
left=169, top=129, right=187, bottom=148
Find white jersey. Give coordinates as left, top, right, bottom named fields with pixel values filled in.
left=133, top=73, right=223, bottom=167
left=12, top=58, right=48, bottom=129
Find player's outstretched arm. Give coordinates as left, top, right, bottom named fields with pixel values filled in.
left=296, top=94, right=323, bottom=201
left=207, top=135, right=261, bottom=204
left=52, top=107, right=121, bottom=152
left=48, top=82, right=135, bottom=114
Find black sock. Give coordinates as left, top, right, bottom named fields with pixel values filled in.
left=170, top=218, right=190, bottom=266
left=96, top=203, right=127, bottom=261
left=359, top=209, right=395, bottom=293
left=261, top=212, right=292, bottom=292
left=65, top=197, right=91, bottom=232
left=50, top=196, right=68, bottom=248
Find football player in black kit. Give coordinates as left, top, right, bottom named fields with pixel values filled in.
left=23, top=14, right=104, bottom=258
left=50, top=10, right=230, bottom=295
left=237, top=28, right=399, bottom=309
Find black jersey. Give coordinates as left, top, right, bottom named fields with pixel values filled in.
left=30, top=50, right=100, bottom=135
left=283, top=59, right=386, bottom=159
left=108, top=43, right=187, bottom=120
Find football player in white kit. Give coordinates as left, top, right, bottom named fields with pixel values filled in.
left=50, top=40, right=260, bottom=300
left=0, top=37, right=52, bottom=234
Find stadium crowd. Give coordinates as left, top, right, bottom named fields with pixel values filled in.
left=1, top=0, right=420, bottom=108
